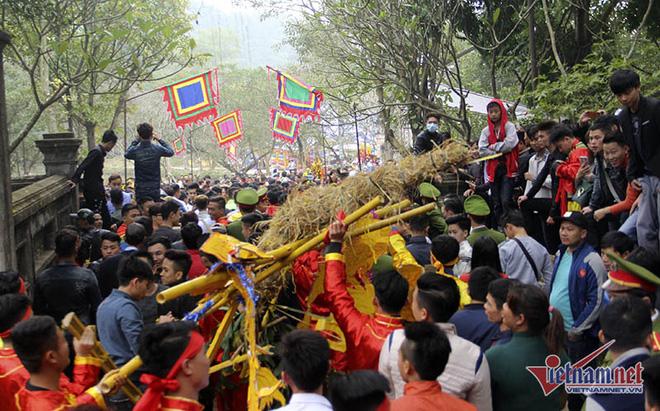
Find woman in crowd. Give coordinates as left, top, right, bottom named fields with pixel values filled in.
left=483, top=278, right=516, bottom=347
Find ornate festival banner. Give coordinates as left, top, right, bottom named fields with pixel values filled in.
left=172, top=136, right=187, bottom=155
left=268, top=67, right=323, bottom=121
left=212, top=110, right=244, bottom=147
left=160, top=69, right=220, bottom=131
left=269, top=108, right=300, bottom=144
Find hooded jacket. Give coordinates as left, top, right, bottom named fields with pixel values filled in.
left=477, top=99, right=519, bottom=183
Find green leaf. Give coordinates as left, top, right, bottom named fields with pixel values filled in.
left=492, top=8, right=501, bottom=25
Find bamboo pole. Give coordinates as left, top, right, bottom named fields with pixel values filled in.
left=206, top=303, right=238, bottom=360
left=347, top=203, right=437, bottom=238
left=98, top=356, right=143, bottom=396
left=212, top=196, right=384, bottom=309
left=61, top=313, right=142, bottom=403
left=208, top=345, right=273, bottom=375
left=374, top=199, right=412, bottom=218
left=157, top=272, right=229, bottom=304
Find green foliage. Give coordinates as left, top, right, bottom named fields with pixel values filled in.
left=526, top=40, right=660, bottom=120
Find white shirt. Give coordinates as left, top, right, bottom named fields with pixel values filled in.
left=379, top=322, right=492, bottom=411
left=274, top=393, right=332, bottom=411
left=454, top=240, right=472, bottom=276
left=524, top=150, right=552, bottom=198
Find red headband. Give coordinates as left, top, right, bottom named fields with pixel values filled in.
left=134, top=331, right=205, bottom=411
left=0, top=306, right=32, bottom=339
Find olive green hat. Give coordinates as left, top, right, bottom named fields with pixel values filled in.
left=464, top=195, right=490, bottom=216
left=418, top=182, right=440, bottom=200
left=235, top=188, right=258, bottom=206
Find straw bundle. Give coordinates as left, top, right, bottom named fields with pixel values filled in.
left=258, top=140, right=470, bottom=250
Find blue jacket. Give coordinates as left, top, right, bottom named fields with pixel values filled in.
left=406, top=235, right=432, bottom=266
left=96, top=289, right=142, bottom=366
left=548, top=241, right=607, bottom=337
left=124, top=139, right=174, bottom=197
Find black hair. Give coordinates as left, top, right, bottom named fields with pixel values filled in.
left=148, top=203, right=162, bottom=218
left=430, top=235, right=459, bottom=265
left=133, top=250, right=154, bottom=266
left=164, top=249, right=192, bottom=280
left=486, top=101, right=500, bottom=111
left=147, top=236, right=171, bottom=250
left=425, top=112, right=441, bottom=122
left=121, top=203, right=139, bottom=218
left=500, top=210, right=525, bottom=228
left=600, top=295, right=651, bottom=352
left=549, top=124, right=574, bottom=144
left=194, top=195, right=209, bottom=210
left=0, top=271, right=22, bottom=295
left=138, top=321, right=195, bottom=378
left=238, top=203, right=257, bottom=214
left=642, top=356, right=660, bottom=407
left=108, top=174, right=122, bottom=183
left=133, top=216, right=154, bottom=238
left=125, top=223, right=147, bottom=247
left=445, top=215, right=470, bottom=232
left=100, top=231, right=121, bottom=245
left=469, top=214, right=489, bottom=225
left=400, top=322, right=451, bottom=381
left=208, top=196, right=226, bottom=209
left=138, top=196, right=154, bottom=207
left=0, top=293, right=30, bottom=333
left=137, top=123, right=154, bottom=139
left=602, top=132, right=628, bottom=147
left=487, top=278, right=515, bottom=309
left=181, top=211, right=198, bottom=227
left=55, top=228, right=79, bottom=258
left=590, top=115, right=620, bottom=136
left=101, top=129, right=118, bottom=144
left=536, top=120, right=558, bottom=134
left=279, top=329, right=330, bottom=392
left=187, top=182, right=199, bottom=191
left=267, top=189, right=282, bottom=205
left=110, top=188, right=124, bottom=205
left=442, top=195, right=464, bottom=216
left=506, top=283, right=565, bottom=355
left=471, top=237, right=502, bottom=272
left=408, top=214, right=430, bottom=232
left=241, top=212, right=267, bottom=227
left=12, top=315, right=59, bottom=373
left=118, top=254, right=155, bottom=286
left=161, top=200, right=180, bottom=221
left=609, top=69, right=640, bottom=95
left=600, top=231, right=635, bottom=255
left=328, top=370, right=389, bottom=411
left=181, top=222, right=202, bottom=250
left=468, top=266, right=501, bottom=302
left=415, top=273, right=460, bottom=322
left=372, top=270, right=408, bottom=314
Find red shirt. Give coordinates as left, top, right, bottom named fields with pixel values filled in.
left=391, top=381, right=476, bottom=411
left=324, top=251, right=403, bottom=370
left=186, top=250, right=207, bottom=279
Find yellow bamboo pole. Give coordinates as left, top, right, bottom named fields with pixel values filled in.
left=98, top=356, right=143, bottom=395
left=212, top=196, right=384, bottom=309
left=374, top=199, right=412, bottom=218
left=157, top=272, right=229, bottom=304
left=347, top=203, right=437, bottom=238
left=208, top=345, right=273, bottom=375
left=206, top=303, right=238, bottom=360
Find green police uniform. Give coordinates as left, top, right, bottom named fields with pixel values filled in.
left=464, top=194, right=505, bottom=246
left=418, top=182, right=447, bottom=237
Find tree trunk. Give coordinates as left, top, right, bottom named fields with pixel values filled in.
left=490, top=50, right=498, bottom=98
left=573, top=0, right=591, bottom=64
left=528, top=0, right=538, bottom=90
left=376, top=84, right=408, bottom=156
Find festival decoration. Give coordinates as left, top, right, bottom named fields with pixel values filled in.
left=269, top=67, right=324, bottom=121
left=270, top=148, right=290, bottom=168
left=212, top=110, right=244, bottom=147
left=172, top=136, right=187, bottom=155
left=160, top=69, right=219, bottom=131
left=270, top=108, right=300, bottom=144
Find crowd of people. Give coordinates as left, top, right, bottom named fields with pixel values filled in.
left=0, top=68, right=659, bottom=411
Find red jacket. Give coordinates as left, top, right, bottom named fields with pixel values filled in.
left=324, top=249, right=403, bottom=370
left=555, top=139, right=589, bottom=214
left=391, top=381, right=476, bottom=411
left=485, top=99, right=519, bottom=182
left=12, top=355, right=104, bottom=410
left=186, top=250, right=208, bottom=279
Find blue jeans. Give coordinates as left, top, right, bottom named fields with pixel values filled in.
left=619, top=208, right=638, bottom=240
left=637, top=175, right=660, bottom=251
left=491, top=164, right=514, bottom=224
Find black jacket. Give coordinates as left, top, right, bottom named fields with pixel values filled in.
left=413, top=130, right=450, bottom=155
left=617, top=95, right=660, bottom=180
left=70, top=145, right=107, bottom=195
left=33, top=262, right=102, bottom=325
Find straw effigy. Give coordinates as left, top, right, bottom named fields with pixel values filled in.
left=258, top=140, right=471, bottom=251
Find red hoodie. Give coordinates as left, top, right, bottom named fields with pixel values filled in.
left=485, top=99, right=519, bottom=183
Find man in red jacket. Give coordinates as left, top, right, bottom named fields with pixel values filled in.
left=549, top=125, right=590, bottom=218
left=323, top=220, right=409, bottom=370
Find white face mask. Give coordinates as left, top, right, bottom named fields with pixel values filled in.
left=426, top=123, right=439, bottom=133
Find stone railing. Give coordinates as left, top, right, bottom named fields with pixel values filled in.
left=12, top=176, right=78, bottom=287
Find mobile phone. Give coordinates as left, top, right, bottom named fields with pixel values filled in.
left=579, top=156, right=588, bottom=166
